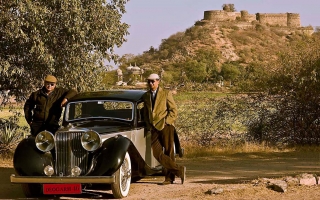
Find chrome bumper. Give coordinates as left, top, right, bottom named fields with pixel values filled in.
left=10, top=174, right=115, bottom=184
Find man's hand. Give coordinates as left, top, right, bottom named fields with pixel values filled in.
left=61, top=98, right=68, bottom=107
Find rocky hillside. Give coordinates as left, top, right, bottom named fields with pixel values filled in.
left=120, top=22, right=314, bottom=84
left=175, top=23, right=306, bottom=64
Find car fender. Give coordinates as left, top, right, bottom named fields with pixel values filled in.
left=13, top=136, right=53, bottom=176
left=88, top=135, right=131, bottom=176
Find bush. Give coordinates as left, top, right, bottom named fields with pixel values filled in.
left=175, top=93, right=249, bottom=147
left=260, top=36, right=320, bottom=145
left=0, top=119, right=24, bottom=156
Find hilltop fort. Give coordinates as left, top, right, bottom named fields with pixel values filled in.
left=196, top=4, right=313, bottom=33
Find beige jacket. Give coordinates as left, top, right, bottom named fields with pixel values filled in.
left=143, top=87, right=177, bottom=131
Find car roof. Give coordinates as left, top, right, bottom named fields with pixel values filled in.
left=69, top=90, right=147, bottom=102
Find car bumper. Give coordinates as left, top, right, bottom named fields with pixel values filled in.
left=10, top=174, right=115, bottom=184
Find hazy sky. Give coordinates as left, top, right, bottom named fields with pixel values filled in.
left=115, top=0, right=319, bottom=57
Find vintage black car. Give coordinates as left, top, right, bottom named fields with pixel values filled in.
left=11, top=90, right=182, bottom=199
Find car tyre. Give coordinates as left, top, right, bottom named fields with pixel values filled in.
left=21, top=183, right=42, bottom=197
left=111, top=152, right=131, bottom=199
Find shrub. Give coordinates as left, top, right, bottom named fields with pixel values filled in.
left=175, top=93, right=249, bottom=147
left=0, top=119, right=24, bottom=156
left=259, top=36, right=320, bottom=145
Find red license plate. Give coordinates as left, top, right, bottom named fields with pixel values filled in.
left=43, top=184, right=82, bottom=195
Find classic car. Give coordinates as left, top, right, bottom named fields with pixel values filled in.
left=10, top=90, right=183, bottom=199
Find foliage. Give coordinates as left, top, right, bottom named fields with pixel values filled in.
left=0, top=118, right=24, bottom=156
left=102, top=70, right=118, bottom=86
left=173, top=48, right=220, bottom=84
left=175, top=92, right=249, bottom=147
left=220, top=62, right=242, bottom=84
left=0, top=0, right=129, bottom=101
left=175, top=52, right=320, bottom=146
left=257, top=35, right=320, bottom=145
left=222, top=4, right=236, bottom=12
left=235, top=62, right=269, bottom=92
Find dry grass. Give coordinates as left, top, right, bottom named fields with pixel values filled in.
left=0, top=156, right=13, bottom=167
left=0, top=108, right=28, bottom=127
left=181, top=142, right=320, bottom=158
left=0, top=109, right=13, bottom=118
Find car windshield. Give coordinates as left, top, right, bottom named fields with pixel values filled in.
left=65, top=100, right=134, bottom=121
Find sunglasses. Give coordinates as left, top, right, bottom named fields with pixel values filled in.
left=45, top=82, right=56, bottom=86
left=147, top=80, right=158, bottom=84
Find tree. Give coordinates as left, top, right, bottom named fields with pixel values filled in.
left=194, top=48, right=220, bottom=82
left=0, top=0, right=129, bottom=100
left=222, top=4, right=236, bottom=12
left=184, top=59, right=207, bottom=82
left=220, top=63, right=241, bottom=86
left=252, top=35, right=320, bottom=144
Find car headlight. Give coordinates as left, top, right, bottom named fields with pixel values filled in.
left=81, top=130, right=101, bottom=151
left=35, top=131, right=55, bottom=152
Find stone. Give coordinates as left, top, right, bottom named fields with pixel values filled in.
left=298, top=173, right=317, bottom=186
left=266, top=180, right=287, bottom=192
left=205, top=188, right=224, bottom=195
left=283, top=176, right=299, bottom=186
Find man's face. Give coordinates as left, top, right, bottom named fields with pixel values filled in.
left=44, top=81, right=56, bottom=93
left=147, top=79, right=159, bottom=91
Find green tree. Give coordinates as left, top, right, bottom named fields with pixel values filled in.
left=220, top=62, right=241, bottom=86
left=195, top=48, right=220, bottom=82
left=222, top=4, right=236, bottom=12
left=0, top=0, right=129, bottom=99
left=184, top=59, right=207, bottom=82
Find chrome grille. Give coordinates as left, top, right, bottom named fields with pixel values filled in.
left=55, top=131, right=89, bottom=176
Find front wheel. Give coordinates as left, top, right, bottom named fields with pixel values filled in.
left=111, top=152, right=132, bottom=199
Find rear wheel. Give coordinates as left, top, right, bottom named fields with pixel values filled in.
left=111, top=152, right=131, bottom=199
left=21, top=183, right=42, bottom=197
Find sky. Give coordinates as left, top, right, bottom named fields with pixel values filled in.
left=115, top=0, right=320, bottom=58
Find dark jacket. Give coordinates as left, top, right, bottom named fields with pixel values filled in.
left=24, top=87, right=77, bottom=126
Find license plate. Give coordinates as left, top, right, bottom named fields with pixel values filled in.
left=43, top=184, right=82, bottom=195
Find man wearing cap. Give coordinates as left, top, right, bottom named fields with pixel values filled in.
left=24, top=75, right=77, bottom=136
left=142, top=73, right=186, bottom=185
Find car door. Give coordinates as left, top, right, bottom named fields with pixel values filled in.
left=136, top=102, right=160, bottom=168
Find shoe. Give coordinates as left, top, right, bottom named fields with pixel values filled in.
left=178, top=147, right=184, bottom=158
left=159, top=180, right=173, bottom=185
left=180, top=166, right=186, bottom=184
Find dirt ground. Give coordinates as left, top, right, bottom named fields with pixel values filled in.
left=2, top=151, right=320, bottom=200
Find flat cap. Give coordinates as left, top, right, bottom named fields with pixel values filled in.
left=147, top=73, right=160, bottom=80
left=44, top=75, right=57, bottom=83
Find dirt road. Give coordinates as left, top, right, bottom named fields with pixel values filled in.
left=2, top=151, right=320, bottom=199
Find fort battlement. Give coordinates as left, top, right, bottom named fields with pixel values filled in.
left=204, top=10, right=241, bottom=21
left=197, top=5, right=302, bottom=28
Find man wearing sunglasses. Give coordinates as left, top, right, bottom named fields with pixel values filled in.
left=24, top=75, right=77, bottom=136
left=143, top=73, right=186, bottom=185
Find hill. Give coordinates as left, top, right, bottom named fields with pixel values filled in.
left=116, top=5, right=317, bottom=88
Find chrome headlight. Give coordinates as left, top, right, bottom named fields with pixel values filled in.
left=71, top=166, right=82, bottom=177
left=44, top=165, right=54, bottom=176
left=81, top=130, right=101, bottom=151
left=35, top=131, right=55, bottom=152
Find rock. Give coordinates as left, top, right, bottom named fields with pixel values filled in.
left=298, top=173, right=317, bottom=186
left=283, top=176, right=299, bottom=186
left=205, top=188, right=224, bottom=195
left=266, top=180, right=287, bottom=192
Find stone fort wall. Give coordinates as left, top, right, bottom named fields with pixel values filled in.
left=201, top=9, right=301, bottom=27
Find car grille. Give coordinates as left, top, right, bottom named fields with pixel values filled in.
left=55, top=131, right=89, bottom=176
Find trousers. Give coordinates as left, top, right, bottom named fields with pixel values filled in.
left=151, top=124, right=180, bottom=181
